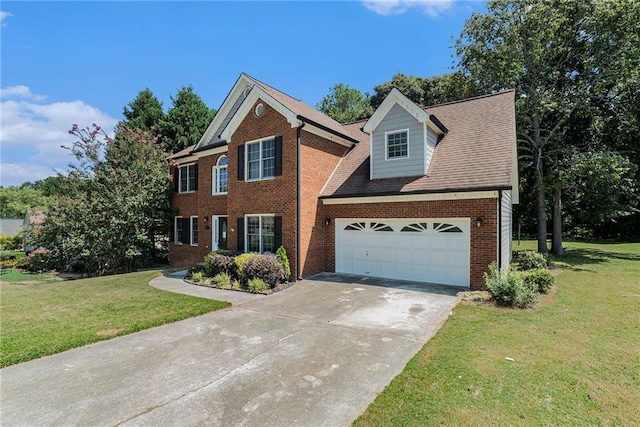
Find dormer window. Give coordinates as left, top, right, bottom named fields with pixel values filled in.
left=386, top=130, right=409, bottom=160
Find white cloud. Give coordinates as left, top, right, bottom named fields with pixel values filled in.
left=1, top=85, right=47, bottom=102
left=362, top=0, right=454, bottom=17
left=0, top=88, right=117, bottom=186
left=0, top=163, right=63, bottom=188
left=1, top=11, right=12, bottom=26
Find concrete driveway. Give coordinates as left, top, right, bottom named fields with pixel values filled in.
left=0, top=272, right=460, bottom=427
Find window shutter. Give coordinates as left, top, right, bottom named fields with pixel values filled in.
left=237, top=145, right=245, bottom=181
left=183, top=218, right=191, bottom=244
left=173, top=168, right=179, bottom=193
left=274, top=216, right=282, bottom=249
left=275, top=136, right=283, bottom=176
left=193, top=164, right=199, bottom=191
left=170, top=218, right=175, bottom=242
left=237, top=217, right=244, bottom=251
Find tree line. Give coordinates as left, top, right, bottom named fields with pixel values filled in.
left=318, top=0, right=640, bottom=251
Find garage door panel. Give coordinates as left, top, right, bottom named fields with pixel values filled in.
left=336, top=219, right=470, bottom=287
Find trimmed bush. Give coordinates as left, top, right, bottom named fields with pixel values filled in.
left=520, top=268, right=555, bottom=294
left=212, top=272, right=232, bottom=288
left=234, top=252, right=259, bottom=282
left=0, top=233, right=22, bottom=251
left=188, top=264, right=205, bottom=275
left=275, top=246, right=291, bottom=281
left=204, top=253, right=234, bottom=276
left=513, top=250, right=548, bottom=270
left=244, top=254, right=285, bottom=288
left=248, top=278, right=269, bottom=293
left=484, top=263, right=538, bottom=308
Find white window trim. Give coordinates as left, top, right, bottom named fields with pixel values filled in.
left=385, top=129, right=410, bottom=161
left=178, top=163, right=197, bottom=193
left=190, top=216, right=198, bottom=246
left=244, top=214, right=275, bottom=253
left=174, top=216, right=183, bottom=245
left=212, top=155, right=228, bottom=195
left=245, top=136, right=276, bottom=182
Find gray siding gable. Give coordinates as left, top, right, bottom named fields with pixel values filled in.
left=371, top=104, right=427, bottom=179
left=205, top=89, right=248, bottom=147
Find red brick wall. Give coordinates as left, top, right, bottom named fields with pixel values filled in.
left=226, top=100, right=299, bottom=274
left=299, top=132, right=349, bottom=277
left=169, top=152, right=228, bottom=267
left=323, top=198, right=498, bottom=290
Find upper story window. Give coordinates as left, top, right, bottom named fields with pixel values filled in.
left=246, top=138, right=275, bottom=181
left=176, top=163, right=198, bottom=193
left=212, top=155, right=228, bottom=195
left=386, top=130, right=409, bottom=160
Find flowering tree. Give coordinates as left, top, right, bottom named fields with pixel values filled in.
left=33, top=123, right=172, bottom=275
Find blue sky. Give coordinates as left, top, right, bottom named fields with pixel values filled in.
left=0, top=1, right=486, bottom=187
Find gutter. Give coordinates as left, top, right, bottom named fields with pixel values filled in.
left=296, top=115, right=359, bottom=144
left=319, top=185, right=513, bottom=200
left=296, top=122, right=305, bottom=280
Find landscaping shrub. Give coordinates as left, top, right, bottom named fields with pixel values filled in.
left=191, top=271, right=204, bottom=282
left=484, top=263, right=538, bottom=308
left=234, top=252, right=259, bottom=282
left=23, top=248, right=58, bottom=273
left=204, top=252, right=234, bottom=276
left=212, top=272, right=232, bottom=288
left=188, top=264, right=205, bottom=275
left=247, top=277, right=269, bottom=293
left=275, top=245, right=291, bottom=281
left=513, top=250, right=548, bottom=270
left=0, top=258, right=17, bottom=269
left=0, top=233, right=22, bottom=251
left=244, top=254, right=285, bottom=288
left=520, top=268, right=555, bottom=294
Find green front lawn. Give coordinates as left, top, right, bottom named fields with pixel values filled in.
left=355, top=240, right=640, bottom=426
left=0, top=270, right=230, bottom=367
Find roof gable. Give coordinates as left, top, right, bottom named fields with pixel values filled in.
left=363, top=88, right=445, bottom=135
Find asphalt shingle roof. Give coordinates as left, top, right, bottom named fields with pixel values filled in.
left=321, top=90, right=516, bottom=198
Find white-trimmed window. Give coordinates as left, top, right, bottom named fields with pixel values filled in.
left=246, top=138, right=275, bottom=181
left=174, top=216, right=184, bottom=244
left=190, top=216, right=198, bottom=246
left=386, top=130, right=409, bottom=160
left=212, top=155, right=228, bottom=194
left=178, top=163, right=198, bottom=193
left=246, top=215, right=275, bottom=253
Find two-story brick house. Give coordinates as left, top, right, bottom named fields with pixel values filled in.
left=169, top=73, right=518, bottom=290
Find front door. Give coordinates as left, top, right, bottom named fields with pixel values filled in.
left=212, top=216, right=228, bottom=251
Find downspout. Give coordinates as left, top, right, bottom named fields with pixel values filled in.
left=296, top=122, right=305, bottom=280
left=498, top=190, right=503, bottom=269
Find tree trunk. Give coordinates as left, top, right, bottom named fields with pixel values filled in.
left=534, top=147, right=548, bottom=253
left=551, top=185, right=564, bottom=255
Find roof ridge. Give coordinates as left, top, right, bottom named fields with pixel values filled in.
left=243, top=73, right=304, bottom=104
left=424, top=89, right=515, bottom=109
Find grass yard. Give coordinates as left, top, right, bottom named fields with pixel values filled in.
left=355, top=240, right=640, bottom=426
left=0, top=270, right=230, bottom=367
left=0, top=268, right=58, bottom=283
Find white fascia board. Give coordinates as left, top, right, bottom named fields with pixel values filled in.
left=220, top=85, right=302, bottom=141
left=194, top=74, right=253, bottom=150
left=304, top=124, right=355, bottom=147
left=369, top=131, right=373, bottom=180
left=322, top=190, right=499, bottom=205
left=363, top=88, right=430, bottom=133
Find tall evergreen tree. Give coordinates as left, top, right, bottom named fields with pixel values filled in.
left=121, top=88, right=165, bottom=133
left=162, top=86, right=216, bottom=154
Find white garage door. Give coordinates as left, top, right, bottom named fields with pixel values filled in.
left=335, top=219, right=470, bottom=287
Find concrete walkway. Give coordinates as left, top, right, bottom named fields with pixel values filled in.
left=1, top=272, right=460, bottom=427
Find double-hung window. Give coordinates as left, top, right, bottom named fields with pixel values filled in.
left=386, top=130, right=409, bottom=160
left=212, top=156, right=228, bottom=194
left=177, top=163, right=198, bottom=193
left=190, top=216, right=198, bottom=245
left=246, top=215, right=275, bottom=253
left=174, top=216, right=198, bottom=245
left=246, top=138, right=275, bottom=181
